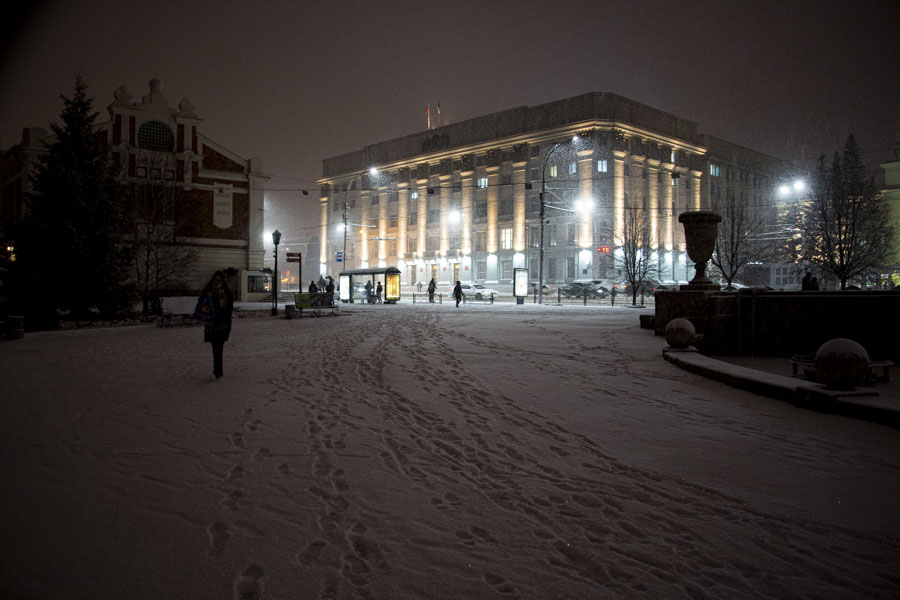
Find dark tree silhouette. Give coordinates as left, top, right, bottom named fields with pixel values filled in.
left=802, top=136, right=895, bottom=289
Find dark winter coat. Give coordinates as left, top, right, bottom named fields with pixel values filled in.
left=200, top=282, right=234, bottom=343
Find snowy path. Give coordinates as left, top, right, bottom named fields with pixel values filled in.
left=2, top=305, right=899, bottom=599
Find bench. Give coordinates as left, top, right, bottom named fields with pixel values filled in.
left=295, top=292, right=339, bottom=317
left=790, top=354, right=893, bottom=384
left=159, top=296, right=201, bottom=327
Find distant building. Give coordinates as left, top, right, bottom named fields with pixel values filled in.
left=316, top=92, right=788, bottom=289
left=0, top=78, right=268, bottom=300
left=881, top=143, right=900, bottom=283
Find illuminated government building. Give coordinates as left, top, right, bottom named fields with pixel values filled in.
left=316, top=92, right=785, bottom=288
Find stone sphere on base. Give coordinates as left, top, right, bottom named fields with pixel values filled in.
left=665, top=318, right=696, bottom=349
left=814, top=338, right=869, bottom=390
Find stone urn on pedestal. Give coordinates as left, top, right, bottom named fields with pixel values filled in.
left=678, top=211, right=722, bottom=291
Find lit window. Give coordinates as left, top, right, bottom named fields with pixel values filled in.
left=568, top=162, right=577, bottom=175
left=549, top=165, right=558, bottom=178
left=670, top=150, right=676, bottom=163
left=477, top=177, right=488, bottom=189
left=411, top=191, right=419, bottom=199
left=500, top=228, right=513, bottom=250
left=709, top=164, right=720, bottom=177
left=597, top=159, right=608, bottom=173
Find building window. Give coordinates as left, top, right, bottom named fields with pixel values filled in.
left=428, top=209, right=440, bottom=224
left=389, top=215, right=398, bottom=228
left=426, top=236, right=439, bottom=252
left=566, top=223, right=577, bottom=245
left=475, top=231, right=487, bottom=251
left=499, top=197, right=513, bottom=217
left=137, top=121, right=174, bottom=152
left=549, top=165, right=558, bottom=178
left=477, top=177, right=488, bottom=189
left=500, top=227, right=513, bottom=250
left=410, top=190, right=419, bottom=200
left=548, top=224, right=558, bottom=246
left=408, top=212, right=417, bottom=226
left=566, top=257, right=576, bottom=278
left=371, top=194, right=379, bottom=205
left=389, top=192, right=398, bottom=203
left=597, top=159, right=608, bottom=173
left=247, top=275, right=269, bottom=293
left=709, top=164, right=720, bottom=177
left=474, top=199, right=487, bottom=220
left=407, top=237, right=417, bottom=253
left=476, top=260, right=487, bottom=279
left=387, top=240, right=397, bottom=256
left=531, top=145, right=540, bottom=158
left=568, top=162, right=577, bottom=175
left=450, top=233, right=461, bottom=249
left=670, top=150, right=676, bottom=163
left=529, top=228, right=540, bottom=248
left=501, top=260, right=513, bottom=280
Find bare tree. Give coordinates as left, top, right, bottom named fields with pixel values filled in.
left=127, top=153, right=198, bottom=313
left=802, top=135, right=895, bottom=290
left=709, top=194, right=769, bottom=289
left=616, top=200, right=657, bottom=305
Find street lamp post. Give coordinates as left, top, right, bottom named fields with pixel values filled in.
left=271, top=229, right=281, bottom=315
left=538, top=136, right=578, bottom=304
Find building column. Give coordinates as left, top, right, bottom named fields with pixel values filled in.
left=359, top=189, right=370, bottom=265
left=460, top=171, right=473, bottom=255
left=486, top=166, right=499, bottom=253
left=377, top=188, right=388, bottom=263
left=512, top=161, right=527, bottom=251
left=691, top=170, right=702, bottom=211
left=439, top=175, right=451, bottom=255
left=320, top=197, right=329, bottom=267
left=417, top=179, right=428, bottom=262
left=577, top=149, right=595, bottom=249
left=613, top=150, right=626, bottom=246
left=647, top=159, right=660, bottom=252
left=398, top=183, right=409, bottom=263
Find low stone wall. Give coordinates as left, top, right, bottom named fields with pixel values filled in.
left=655, top=289, right=900, bottom=361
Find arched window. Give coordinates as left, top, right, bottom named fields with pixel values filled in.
left=137, top=121, right=174, bottom=152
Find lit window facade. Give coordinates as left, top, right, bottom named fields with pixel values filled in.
left=317, top=92, right=785, bottom=287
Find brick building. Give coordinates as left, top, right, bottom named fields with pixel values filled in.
left=0, top=79, right=268, bottom=300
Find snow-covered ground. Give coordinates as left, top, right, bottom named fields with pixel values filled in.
left=2, top=303, right=898, bottom=599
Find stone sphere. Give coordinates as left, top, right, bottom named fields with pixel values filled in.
left=665, top=318, right=696, bottom=349
left=814, top=338, right=869, bottom=390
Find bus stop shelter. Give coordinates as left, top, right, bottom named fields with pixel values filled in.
left=338, top=267, right=401, bottom=303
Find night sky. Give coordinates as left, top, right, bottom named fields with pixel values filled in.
left=2, top=0, right=898, bottom=243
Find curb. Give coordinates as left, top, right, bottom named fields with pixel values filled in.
left=663, top=348, right=900, bottom=428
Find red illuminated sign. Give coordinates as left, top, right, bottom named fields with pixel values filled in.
left=596, top=246, right=610, bottom=253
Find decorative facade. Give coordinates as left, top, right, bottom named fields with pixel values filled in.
left=0, top=79, right=268, bottom=300
left=317, top=93, right=786, bottom=289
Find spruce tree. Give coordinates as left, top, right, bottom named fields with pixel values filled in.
left=12, top=76, right=132, bottom=324
left=801, top=135, right=895, bottom=289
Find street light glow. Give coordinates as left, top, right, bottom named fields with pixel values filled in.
left=369, top=167, right=379, bottom=175
left=779, top=185, right=791, bottom=197
left=792, top=180, right=806, bottom=192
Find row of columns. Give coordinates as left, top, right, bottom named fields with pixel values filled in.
left=320, top=155, right=702, bottom=271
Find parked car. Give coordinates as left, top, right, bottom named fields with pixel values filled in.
left=560, top=282, right=609, bottom=298
left=624, top=279, right=661, bottom=296
left=449, top=283, right=500, bottom=300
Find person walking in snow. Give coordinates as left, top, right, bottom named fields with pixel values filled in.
left=308, top=280, right=318, bottom=294
left=453, top=280, right=463, bottom=307
left=427, top=278, right=437, bottom=303
left=364, top=280, right=373, bottom=303
left=376, top=281, right=383, bottom=304
left=200, top=270, right=234, bottom=380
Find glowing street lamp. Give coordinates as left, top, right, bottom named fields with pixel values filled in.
left=271, top=229, right=281, bottom=315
